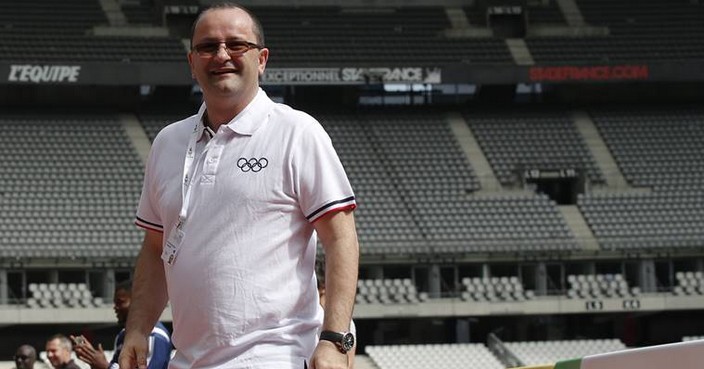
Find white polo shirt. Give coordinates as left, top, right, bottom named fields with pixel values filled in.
left=135, top=89, right=356, bottom=369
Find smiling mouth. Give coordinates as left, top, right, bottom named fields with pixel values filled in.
left=211, top=69, right=237, bottom=75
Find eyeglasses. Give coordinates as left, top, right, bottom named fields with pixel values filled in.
left=192, top=40, right=264, bottom=57
left=14, top=355, right=30, bottom=360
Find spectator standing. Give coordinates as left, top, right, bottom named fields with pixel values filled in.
left=13, top=344, right=50, bottom=369
left=71, top=280, right=171, bottom=369
left=45, top=335, right=81, bottom=369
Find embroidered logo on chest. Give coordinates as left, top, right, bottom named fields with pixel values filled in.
left=237, top=157, right=268, bottom=173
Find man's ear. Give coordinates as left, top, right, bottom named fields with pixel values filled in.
left=187, top=52, right=196, bottom=79
left=258, top=48, right=269, bottom=76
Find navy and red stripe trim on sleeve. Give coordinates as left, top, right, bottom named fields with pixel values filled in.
left=306, top=196, right=356, bottom=222
left=135, top=216, right=164, bottom=233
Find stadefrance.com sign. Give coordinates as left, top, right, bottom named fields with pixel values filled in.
left=8, top=64, right=81, bottom=83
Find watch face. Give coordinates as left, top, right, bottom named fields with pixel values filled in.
left=341, top=332, right=355, bottom=352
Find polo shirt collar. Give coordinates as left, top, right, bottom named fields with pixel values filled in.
left=197, top=88, right=272, bottom=138
left=226, top=88, right=272, bottom=136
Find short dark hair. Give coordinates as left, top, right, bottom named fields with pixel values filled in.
left=189, top=2, right=265, bottom=48
left=15, top=344, right=37, bottom=360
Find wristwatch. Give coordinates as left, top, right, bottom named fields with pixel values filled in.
left=320, top=330, right=355, bottom=353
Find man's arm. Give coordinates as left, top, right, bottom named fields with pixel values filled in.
left=119, top=230, right=168, bottom=369
left=310, top=210, right=359, bottom=369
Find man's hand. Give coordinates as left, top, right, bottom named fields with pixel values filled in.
left=71, top=335, right=109, bottom=369
left=309, top=341, right=348, bottom=369
left=118, top=331, right=150, bottom=369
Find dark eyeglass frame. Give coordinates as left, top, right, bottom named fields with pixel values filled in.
left=192, top=40, right=264, bottom=56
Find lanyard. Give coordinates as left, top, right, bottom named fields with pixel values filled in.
left=178, top=120, right=207, bottom=227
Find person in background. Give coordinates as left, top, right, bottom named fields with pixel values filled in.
left=45, top=334, right=81, bottom=369
left=119, top=3, right=359, bottom=369
left=71, top=279, right=171, bottom=369
left=13, top=344, right=49, bottom=369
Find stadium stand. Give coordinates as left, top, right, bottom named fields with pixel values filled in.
left=0, top=0, right=109, bottom=34
left=1, top=0, right=704, bottom=361
left=466, top=111, right=605, bottom=186
left=526, top=0, right=704, bottom=63
left=578, top=191, right=704, bottom=250
left=0, top=114, right=144, bottom=259
left=366, top=343, right=505, bottom=369
left=672, top=271, right=704, bottom=296
left=120, top=0, right=157, bottom=25
left=138, top=108, right=577, bottom=255
left=356, top=278, right=428, bottom=305
left=321, top=114, right=427, bottom=253
left=26, top=283, right=103, bottom=308
left=578, top=0, right=704, bottom=37
left=320, top=111, right=579, bottom=254
left=138, top=110, right=195, bottom=142
left=526, top=1, right=568, bottom=26
left=253, top=6, right=513, bottom=67
left=0, top=35, right=186, bottom=63
left=503, top=339, right=627, bottom=366
left=682, top=336, right=704, bottom=341
left=460, top=276, right=535, bottom=302
left=0, top=0, right=185, bottom=64
left=577, top=108, right=704, bottom=251
left=565, top=273, right=638, bottom=299
left=588, top=108, right=704, bottom=189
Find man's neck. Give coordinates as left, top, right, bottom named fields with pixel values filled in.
left=202, top=113, right=222, bottom=132
left=203, top=89, right=259, bottom=131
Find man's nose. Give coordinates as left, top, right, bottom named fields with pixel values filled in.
left=213, top=45, right=231, bottom=60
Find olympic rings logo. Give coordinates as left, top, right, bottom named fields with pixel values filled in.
left=237, top=157, right=268, bottom=172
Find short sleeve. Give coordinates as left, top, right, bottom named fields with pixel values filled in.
left=292, top=121, right=356, bottom=223
left=135, top=137, right=164, bottom=232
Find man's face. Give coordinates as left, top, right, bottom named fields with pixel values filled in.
left=188, top=8, right=268, bottom=104
left=14, top=347, right=35, bottom=369
left=113, top=288, right=131, bottom=326
left=45, top=339, right=70, bottom=368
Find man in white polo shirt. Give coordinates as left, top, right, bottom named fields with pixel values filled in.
left=120, top=3, right=359, bottom=369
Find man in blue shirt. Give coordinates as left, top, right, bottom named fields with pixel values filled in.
left=71, top=280, right=171, bottom=369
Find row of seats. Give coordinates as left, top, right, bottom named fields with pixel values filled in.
left=566, top=274, right=639, bottom=299
left=26, top=283, right=103, bottom=308
left=460, top=276, right=535, bottom=302
left=356, top=279, right=428, bottom=304
left=503, top=339, right=627, bottom=366
left=578, top=0, right=704, bottom=36
left=138, top=107, right=700, bottom=255
left=0, top=115, right=145, bottom=259
left=467, top=111, right=605, bottom=186
left=673, top=271, right=704, bottom=296
left=0, top=0, right=107, bottom=34
left=256, top=6, right=512, bottom=67
left=2, top=107, right=701, bottom=259
left=1, top=1, right=702, bottom=66
left=365, top=340, right=631, bottom=369
left=366, top=343, right=505, bottom=369
left=0, top=35, right=186, bottom=63
left=590, top=109, right=704, bottom=189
